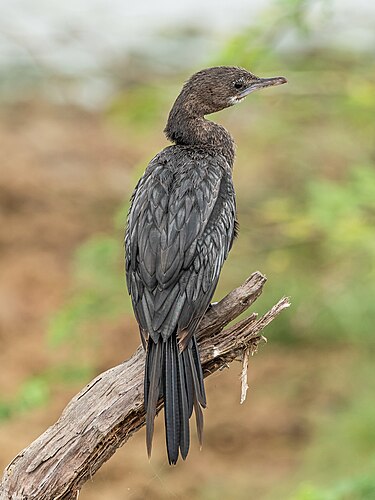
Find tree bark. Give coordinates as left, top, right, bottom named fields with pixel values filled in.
left=0, top=271, right=290, bottom=500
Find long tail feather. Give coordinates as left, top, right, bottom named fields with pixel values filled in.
left=145, top=340, right=162, bottom=458
left=194, top=396, right=204, bottom=448
left=164, top=335, right=180, bottom=464
left=144, top=333, right=205, bottom=464
left=192, top=336, right=206, bottom=407
left=177, top=349, right=190, bottom=460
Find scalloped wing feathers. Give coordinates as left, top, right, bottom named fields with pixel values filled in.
left=125, top=146, right=236, bottom=346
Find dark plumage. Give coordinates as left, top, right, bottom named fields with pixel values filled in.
left=125, top=66, right=287, bottom=465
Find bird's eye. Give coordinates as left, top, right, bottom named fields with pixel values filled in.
left=234, top=81, right=244, bottom=90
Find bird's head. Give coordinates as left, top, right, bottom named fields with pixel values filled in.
left=177, top=66, right=287, bottom=116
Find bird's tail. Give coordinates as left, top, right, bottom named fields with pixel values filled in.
left=145, top=333, right=206, bottom=465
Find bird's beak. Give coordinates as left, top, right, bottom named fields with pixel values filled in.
left=239, top=76, right=287, bottom=98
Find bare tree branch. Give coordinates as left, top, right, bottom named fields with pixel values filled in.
left=0, top=271, right=290, bottom=500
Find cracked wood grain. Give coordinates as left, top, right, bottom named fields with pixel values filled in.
left=0, top=271, right=290, bottom=500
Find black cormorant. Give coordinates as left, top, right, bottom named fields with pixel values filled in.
left=125, top=66, right=287, bottom=465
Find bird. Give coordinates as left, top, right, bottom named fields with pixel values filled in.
left=125, top=66, right=287, bottom=465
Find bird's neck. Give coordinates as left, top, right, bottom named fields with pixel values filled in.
left=164, top=107, right=235, bottom=166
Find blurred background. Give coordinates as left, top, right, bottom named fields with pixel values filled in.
left=0, top=0, right=375, bottom=498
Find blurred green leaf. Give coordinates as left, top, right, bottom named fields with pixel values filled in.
left=48, top=235, right=128, bottom=347
left=292, top=475, right=375, bottom=500
left=107, top=84, right=168, bottom=132
left=16, top=377, right=50, bottom=412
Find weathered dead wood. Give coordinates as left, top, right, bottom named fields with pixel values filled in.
left=0, top=271, right=290, bottom=500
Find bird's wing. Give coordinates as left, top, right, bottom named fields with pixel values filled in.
left=125, top=148, right=236, bottom=346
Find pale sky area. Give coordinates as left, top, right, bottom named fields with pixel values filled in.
left=0, top=0, right=374, bottom=72
left=0, top=0, right=373, bottom=107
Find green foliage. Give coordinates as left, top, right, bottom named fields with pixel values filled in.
left=252, top=165, right=375, bottom=344
left=107, top=84, right=170, bottom=133
left=292, top=475, right=375, bottom=500
left=282, top=358, right=375, bottom=500
left=0, top=377, right=49, bottom=422
left=305, top=364, right=375, bottom=474
left=0, top=172, right=138, bottom=424
left=307, top=166, right=375, bottom=246
left=0, top=209, right=129, bottom=422
left=213, top=0, right=332, bottom=70
left=0, top=364, right=92, bottom=422
left=47, top=177, right=141, bottom=350
left=48, top=235, right=127, bottom=347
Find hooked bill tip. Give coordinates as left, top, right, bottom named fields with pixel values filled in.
left=237, top=75, right=288, bottom=99
left=260, top=75, right=288, bottom=87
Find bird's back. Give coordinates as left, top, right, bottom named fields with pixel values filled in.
left=126, top=145, right=237, bottom=347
